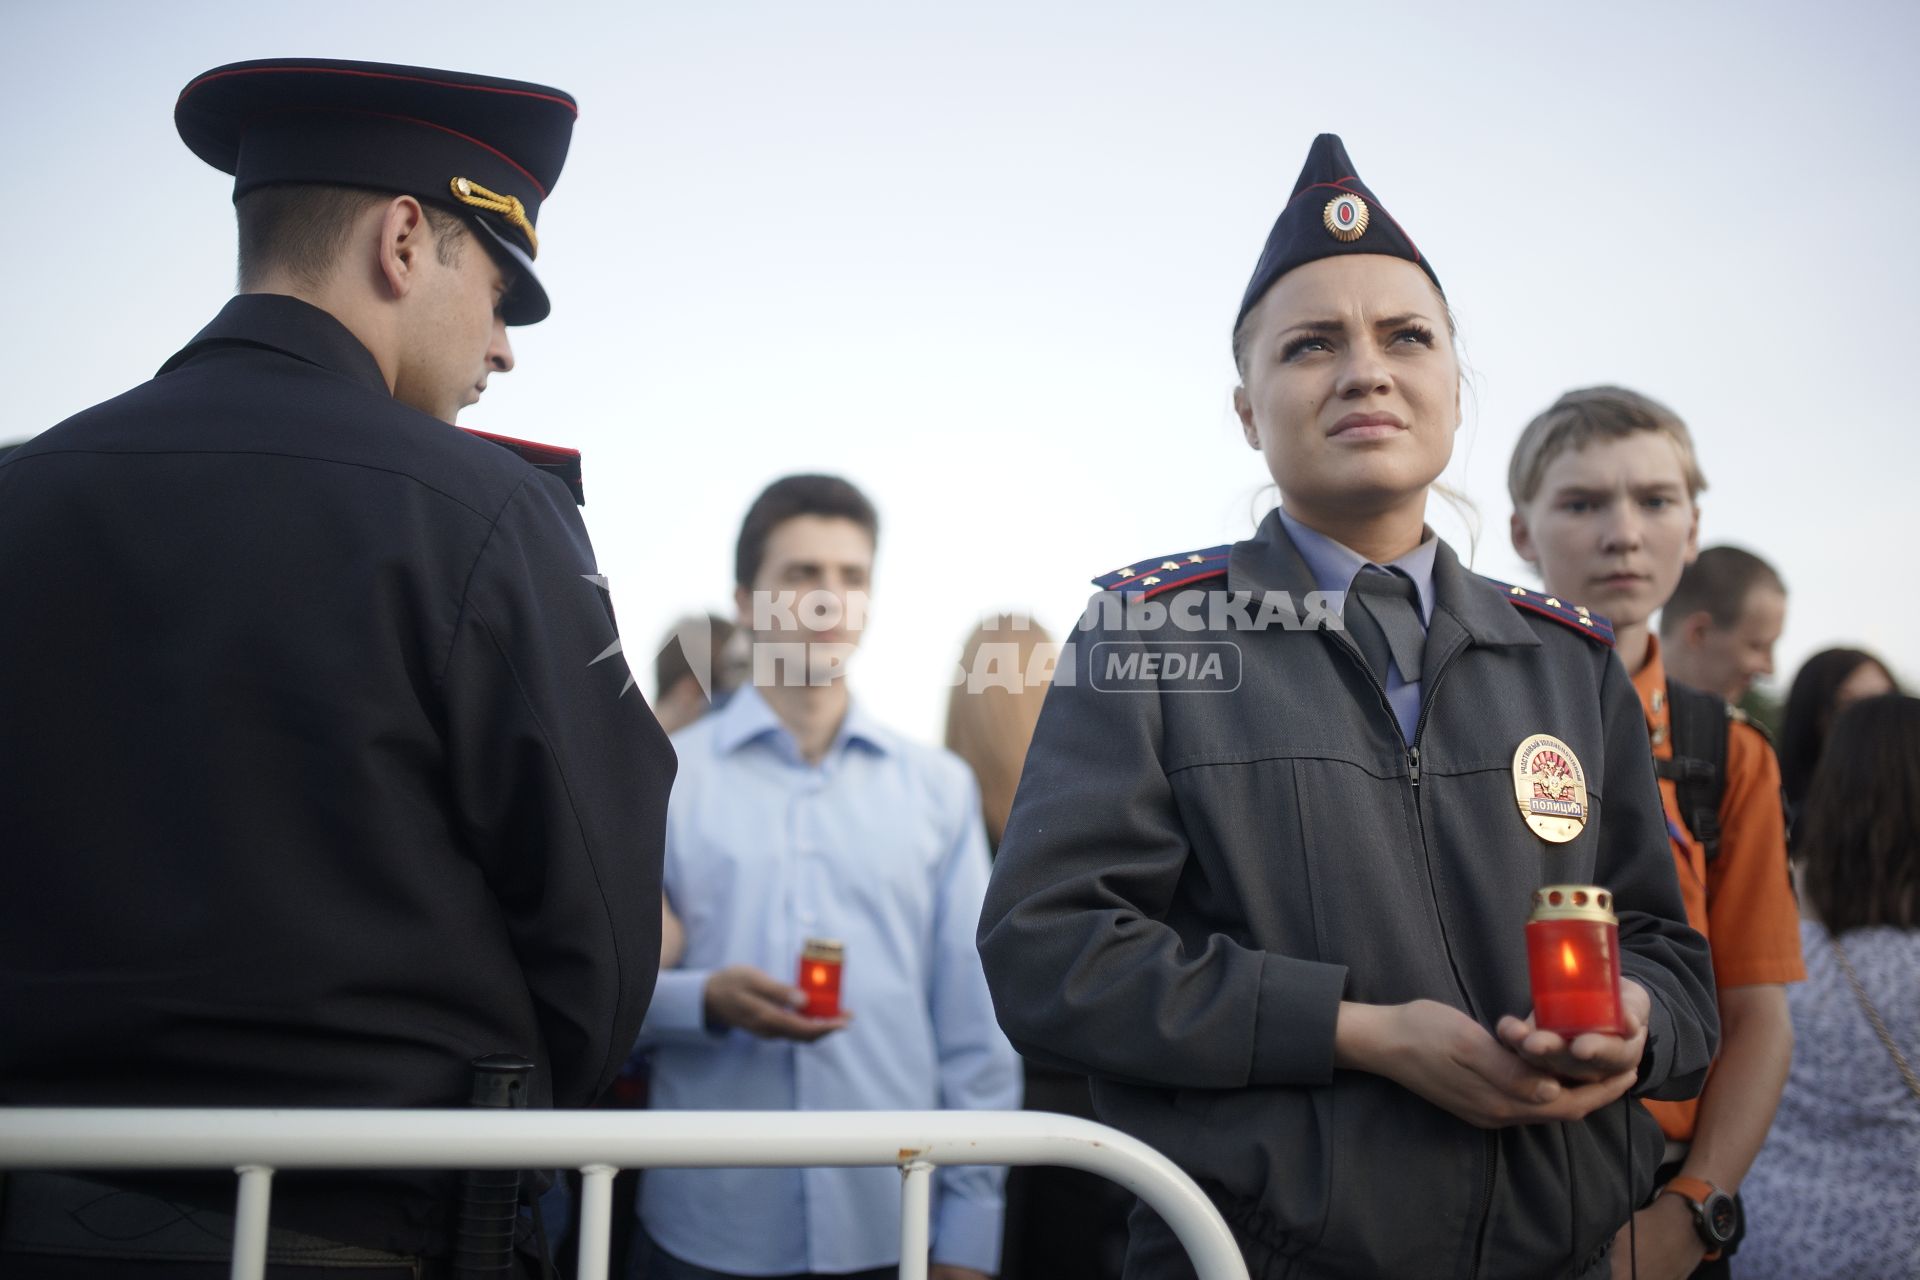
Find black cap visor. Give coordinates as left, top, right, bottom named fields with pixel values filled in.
left=468, top=215, right=548, bottom=326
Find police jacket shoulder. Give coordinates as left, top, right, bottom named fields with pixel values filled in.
left=1090, top=544, right=1233, bottom=599
left=1480, top=576, right=1617, bottom=648
left=120, top=293, right=572, bottom=518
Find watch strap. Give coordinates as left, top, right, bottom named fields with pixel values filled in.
left=1659, top=1176, right=1728, bottom=1259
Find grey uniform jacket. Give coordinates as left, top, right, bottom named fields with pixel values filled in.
left=977, top=512, right=1718, bottom=1280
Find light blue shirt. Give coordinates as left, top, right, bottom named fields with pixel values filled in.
left=1278, top=508, right=1437, bottom=744
left=638, top=683, right=1021, bottom=1275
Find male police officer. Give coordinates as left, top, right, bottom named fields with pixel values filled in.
left=0, top=59, right=673, bottom=1278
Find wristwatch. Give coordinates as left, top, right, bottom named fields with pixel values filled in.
left=1659, top=1175, right=1738, bottom=1259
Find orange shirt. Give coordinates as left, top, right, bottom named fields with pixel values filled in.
left=1633, top=635, right=1805, bottom=1141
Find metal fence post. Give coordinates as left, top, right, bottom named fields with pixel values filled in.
left=897, top=1159, right=932, bottom=1280
left=229, top=1164, right=275, bottom=1280
left=575, top=1163, right=618, bottom=1280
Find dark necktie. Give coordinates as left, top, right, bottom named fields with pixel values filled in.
left=1347, top=567, right=1425, bottom=688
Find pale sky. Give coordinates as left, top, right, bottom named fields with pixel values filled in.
left=8, top=0, right=1917, bottom=743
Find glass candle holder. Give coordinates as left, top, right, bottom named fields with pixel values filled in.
left=797, top=937, right=844, bottom=1019
left=1525, top=885, right=1626, bottom=1038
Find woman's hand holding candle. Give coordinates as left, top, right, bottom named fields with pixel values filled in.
left=1496, top=978, right=1651, bottom=1084
left=1336, top=999, right=1639, bottom=1129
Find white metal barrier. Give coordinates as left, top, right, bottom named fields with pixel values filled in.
left=0, top=1108, right=1250, bottom=1280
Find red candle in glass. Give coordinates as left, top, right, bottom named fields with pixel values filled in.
left=1525, top=885, right=1627, bottom=1038
left=797, top=937, right=844, bottom=1019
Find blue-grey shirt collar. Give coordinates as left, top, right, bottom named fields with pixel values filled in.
left=1277, top=507, right=1439, bottom=624
left=711, top=680, right=891, bottom=762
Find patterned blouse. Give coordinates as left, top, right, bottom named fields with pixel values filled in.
left=1739, top=919, right=1920, bottom=1279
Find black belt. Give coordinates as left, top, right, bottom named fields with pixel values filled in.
left=0, top=1172, right=422, bottom=1273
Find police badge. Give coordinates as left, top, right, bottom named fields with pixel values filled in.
left=1512, top=733, right=1590, bottom=843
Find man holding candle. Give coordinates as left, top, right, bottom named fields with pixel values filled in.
left=631, top=475, right=1020, bottom=1280
left=1509, top=387, right=1805, bottom=1279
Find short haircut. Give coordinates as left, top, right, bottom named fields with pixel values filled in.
left=734, top=474, right=879, bottom=589
left=654, top=613, right=741, bottom=703
left=1798, top=693, right=1920, bottom=932
left=236, top=182, right=470, bottom=291
left=1507, top=385, right=1708, bottom=509
left=1659, top=545, right=1786, bottom=636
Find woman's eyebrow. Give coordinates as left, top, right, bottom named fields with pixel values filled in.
left=1277, top=312, right=1433, bottom=338
left=1277, top=318, right=1346, bottom=337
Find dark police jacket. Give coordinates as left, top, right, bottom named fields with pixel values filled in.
left=0, top=295, right=674, bottom=1255
left=978, top=512, right=1718, bottom=1280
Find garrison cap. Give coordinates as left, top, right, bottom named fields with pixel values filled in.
left=1235, top=133, right=1441, bottom=339
left=176, top=57, right=577, bottom=325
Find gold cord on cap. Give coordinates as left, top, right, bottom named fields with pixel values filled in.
left=449, top=177, right=538, bottom=257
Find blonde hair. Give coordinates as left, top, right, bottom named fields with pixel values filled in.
left=943, top=615, right=1056, bottom=849
left=1508, top=386, right=1708, bottom=508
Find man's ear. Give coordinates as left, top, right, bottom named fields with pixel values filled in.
left=1509, top=510, right=1537, bottom=565
left=1682, top=500, right=1702, bottom=566
left=733, top=583, right=754, bottom=633
left=1679, top=609, right=1714, bottom=651
left=375, top=195, right=429, bottom=302
left=1233, top=387, right=1259, bottom=449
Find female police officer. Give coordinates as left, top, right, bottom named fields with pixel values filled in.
left=977, top=136, right=1718, bottom=1280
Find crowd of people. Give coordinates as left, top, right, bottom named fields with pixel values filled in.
left=1, top=52, right=1915, bottom=1280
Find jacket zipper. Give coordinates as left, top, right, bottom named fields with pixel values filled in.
left=1407, top=647, right=1502, bottom=1278
left=1332, top=632, right=1500, bottom=1277
left=1470, top=1131, right=1498, bottom=1279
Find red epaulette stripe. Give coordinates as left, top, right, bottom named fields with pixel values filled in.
left=1103, top=550, right=1232, bottom=590
left=1139, top=566, right=1229, bottom=600
left=461, top=428, right=580, bottom=460
left=1506, top=596, right=1615, bottom=647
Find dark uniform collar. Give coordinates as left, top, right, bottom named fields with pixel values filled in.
left=1229, top=506, right=1539, bottom=650
left=158, top=293, right=390, bottom=397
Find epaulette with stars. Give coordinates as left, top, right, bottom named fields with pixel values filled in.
left=1093, top=545, right=1233, bottom=600
left=1483, top=578, right=1615, bottom=647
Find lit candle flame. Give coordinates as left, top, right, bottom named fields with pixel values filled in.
left=1560, top=940, right=1580, bottom=977
left=810, top=965, right=829, bottom=987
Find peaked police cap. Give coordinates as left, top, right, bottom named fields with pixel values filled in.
left=1234, top=133, right=1441, bottom=341
left=176, top=58, right=577, bottom=325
